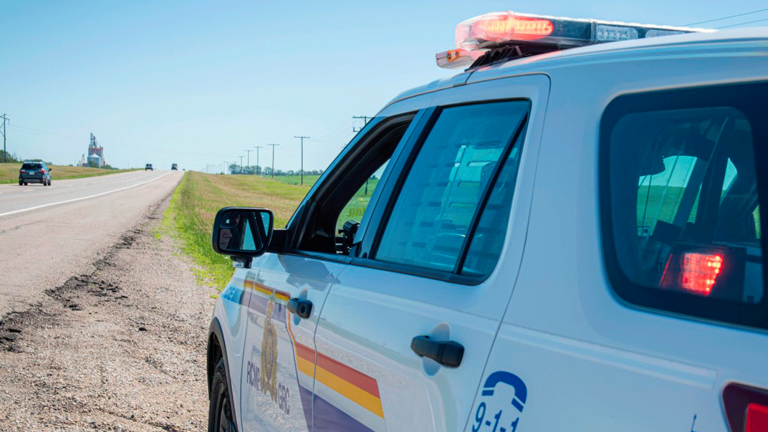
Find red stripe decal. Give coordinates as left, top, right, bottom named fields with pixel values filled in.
left=316, top=351, right=380, bottom=399
left=295, top=342, right=315, bottom=363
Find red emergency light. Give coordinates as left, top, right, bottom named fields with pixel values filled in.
left=680, top=252, right=723, bottom=296
left=658, top=244, right=745, bottom=301
left=437, top=11, right=713, bottom=69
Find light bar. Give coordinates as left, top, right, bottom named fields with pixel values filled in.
left=437, top=11, right=714, bottom=69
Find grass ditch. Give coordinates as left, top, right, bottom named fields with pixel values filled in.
left=161, top=171, right=311, bottom=290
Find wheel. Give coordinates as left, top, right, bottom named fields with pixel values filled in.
left=43, top=179, right=48, bottom=186
left=18, top=181, right=22, bottom=186
left=48, top=179, right=51, bottom=186
left=23, top=182, right=28, bottom=186
left=208, top=358, right=236, bottom=432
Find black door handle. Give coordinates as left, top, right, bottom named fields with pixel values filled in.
left=287, top=298, right=312, bottom=319
left=410, top=335, right=464, bottom=368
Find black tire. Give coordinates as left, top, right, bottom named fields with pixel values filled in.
left=18, top=181, right=22, bottom=186
left=48, top=179, right=52, bottom=186
left=208, top=358, right=236, bottom=432
left=23, top=182, right=27, bottom=186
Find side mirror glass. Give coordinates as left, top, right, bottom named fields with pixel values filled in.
left=211, top=207, right=274, bottom=258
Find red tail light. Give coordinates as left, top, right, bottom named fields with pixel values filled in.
left=747, top=403, right=768, bottom=432
left=40, top=169, right=45, bottom=174
left=724, top=384, right=768, bottom=432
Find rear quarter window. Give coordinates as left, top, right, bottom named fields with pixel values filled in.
left=601, top=83, right=768, bottom=330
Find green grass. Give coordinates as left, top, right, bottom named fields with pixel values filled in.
left=162, top=172, right=312, bottom=290
left=271, top=175, right=321, bottom=187
left=0, top=163, right=138, bottom=184
left=336, top=178, right=378, bottom=231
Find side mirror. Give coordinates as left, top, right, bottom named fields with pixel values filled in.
left=211, top=207, right=274, bottom=264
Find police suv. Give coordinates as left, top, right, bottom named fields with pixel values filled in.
left=206, top=11, right=768, bottom=432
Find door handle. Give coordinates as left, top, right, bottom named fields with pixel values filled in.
left=410, top=335, right=464, bottom=368
left=287, top=298, right=312, bottom=319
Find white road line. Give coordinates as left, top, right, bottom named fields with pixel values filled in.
left=0, top=172, right=173, bottom=218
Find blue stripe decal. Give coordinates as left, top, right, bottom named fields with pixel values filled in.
left=313, top=392, right=375, bottom=432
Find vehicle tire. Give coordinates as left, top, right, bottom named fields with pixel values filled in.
left=48, top=179, right=52, bottom=186
left=23, top=182, right=27, bottom=186
left=208, top=358, right=236, bottom=432
left=18, top=181, right=22, bottom=186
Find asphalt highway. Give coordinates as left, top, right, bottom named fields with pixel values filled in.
left=0, top=170, right=183, bottom=317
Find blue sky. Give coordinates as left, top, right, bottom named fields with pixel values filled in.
left=2, top=0, right=766, bottom=171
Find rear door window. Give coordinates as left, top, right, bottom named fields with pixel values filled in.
left=602, top=83, right=768, bottom=330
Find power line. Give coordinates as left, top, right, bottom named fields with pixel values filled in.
left=268, top=143, right=279, bottom=178
left=685, top=8, right=768, bottom=26
left=716, top=17, right=768, bottom=28
left=294, top=136, right=310, bottom=185
left=315, top=118, right=354, bottom=141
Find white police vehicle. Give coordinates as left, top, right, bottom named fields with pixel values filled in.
left=206, top=11, right=768, bottom=432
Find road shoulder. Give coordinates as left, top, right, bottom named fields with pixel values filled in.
left=0, top=193, right=217, bottom=431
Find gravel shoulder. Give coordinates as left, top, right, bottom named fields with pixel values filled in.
left=0, top=193, right=218, bottom=431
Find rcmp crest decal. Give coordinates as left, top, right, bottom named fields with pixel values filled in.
left=261, top=296, right=279, bottom=402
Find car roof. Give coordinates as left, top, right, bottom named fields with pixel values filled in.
left=388, top=28, right=768, bottom=105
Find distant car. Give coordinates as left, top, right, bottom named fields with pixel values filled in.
left=19, top=161, right=51, bottom=186
left=145, top=164, right=153, bottom=171
left=171, top=163, right=178, bottom=170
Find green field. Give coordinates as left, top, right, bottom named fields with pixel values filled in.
left=271, top=175, right=321, bottom=187
left=336, top=178, right=379, bottom=231
left=163, top=172, right=382, bottom=290
left=0, top=163, right=138, bottom=184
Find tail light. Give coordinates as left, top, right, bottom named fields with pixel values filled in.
left=747, top=403, right=768, bottom=432
left=40, top=169, right=45, bottom=174
left=724, top=384, right=768, bottom=432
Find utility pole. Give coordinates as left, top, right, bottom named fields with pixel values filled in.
left=354, top=116, right=373, bottom=194
left=1, top=114, right=9, bottom=163
left=254, top=146, right=263, bottom=175
left=353, top=115, right=371, bottom=133
left=294, top=136, right=310, bottom=185
left=238, top=156, right=244, bottom=174
left=268, top=143, right=279, bottom=178
left=245, top=149, right=252, bottom=174
left=223, top=161, right=229, bottom=174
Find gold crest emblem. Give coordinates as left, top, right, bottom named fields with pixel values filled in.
left=260, top=297, right=278, bottom=402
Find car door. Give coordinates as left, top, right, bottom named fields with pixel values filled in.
left=237, top=253, right=346, bottom=432
left=237, top=110, right=424, bottom=432
left=310, top=75, right=549, bottom=432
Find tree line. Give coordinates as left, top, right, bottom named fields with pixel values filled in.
left=228, top=164, right=324, bottom=176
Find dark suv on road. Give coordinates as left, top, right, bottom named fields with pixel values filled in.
left=19, top=161, right=51, bottom=186
left=145, top=164, right=153, bottom=171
